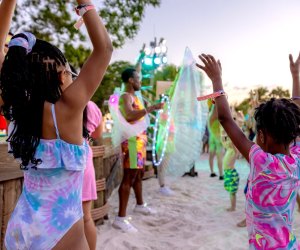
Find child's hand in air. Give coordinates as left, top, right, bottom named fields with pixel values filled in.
left=289, top=52, right=300, bottom=79
left=196, top=54, right=222, bottom=84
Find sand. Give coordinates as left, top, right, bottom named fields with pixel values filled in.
left=97, top=154, right=300, bottom=250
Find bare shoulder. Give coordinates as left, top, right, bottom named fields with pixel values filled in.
left=119, top=93, right=132, bottom=105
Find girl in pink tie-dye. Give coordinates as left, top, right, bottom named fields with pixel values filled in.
left=197, top=52, right=300, bottom=249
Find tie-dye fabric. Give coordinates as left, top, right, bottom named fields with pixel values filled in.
left=5, top=104, right=88, bottom=250
left=246, top=142, right=300, bottom=249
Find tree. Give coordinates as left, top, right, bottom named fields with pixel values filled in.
left=269, top=86, right=290, bottom=99
left=235, top=86, right=290, bottom=114
left=91, top=60, right=133, bottom=110
left=140, top=64, right=178, bottom=100
left=255, top=87, right=269, bottom=102
left=12, top=0, right=161, bottom=65
left=152, top=64, right=178, bottom=83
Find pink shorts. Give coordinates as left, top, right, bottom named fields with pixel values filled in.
left=82, top=145, right=97, bottom=202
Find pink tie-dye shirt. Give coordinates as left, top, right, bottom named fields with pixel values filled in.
left=246, top=142, right=300, bottom=249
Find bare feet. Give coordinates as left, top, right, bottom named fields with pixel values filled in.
left=226, top=207, right=235, bottom=212
left=237, top=218, right=246, bottom=227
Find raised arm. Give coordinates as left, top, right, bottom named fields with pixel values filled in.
left=196, top=54, right=254, bottom=161
left=61, top=0, right=113, bottom=110
left=289, top=52, right=300, bottom=143
left=0, top=0, right=17, bottom=70
left=289, top=52, right=300, bottom=107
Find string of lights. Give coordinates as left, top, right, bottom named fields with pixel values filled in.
left=152, top=95, right=171, bottom=166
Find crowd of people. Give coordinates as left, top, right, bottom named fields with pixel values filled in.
left=0, top=0, right=300, bottom=249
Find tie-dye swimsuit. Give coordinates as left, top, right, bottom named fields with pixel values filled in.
left=5, top=104, right=88, bottom=250
left=246, top=142, right=300, bottom=249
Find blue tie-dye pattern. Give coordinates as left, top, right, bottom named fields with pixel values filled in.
left=51, top=192, right=80, bottom=231
left=5, top=138, right=88, bottom=249
left=23, top=188, right=42, bottom=211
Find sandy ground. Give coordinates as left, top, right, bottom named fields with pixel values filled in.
left=97, top=154, right=300, bottom=250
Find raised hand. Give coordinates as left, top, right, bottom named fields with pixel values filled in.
left=196, top=54, right=222, bottom=84
left=290, top=52, right=300, bottom=107
left=289, top=52, right=300, bottom=78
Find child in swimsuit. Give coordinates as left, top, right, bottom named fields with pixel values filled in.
left=221, top=126, right=239, bottom=211
left=197, top=52, right=300, bottom=249
left=1, top=1, right=112, bottom=249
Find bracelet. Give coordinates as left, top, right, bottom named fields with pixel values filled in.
left=291, top=96, right=300, bottom=100
left=74, top=4, right=95, bottom=30
left=197, top=90, right=226, bottom=102
left=75, top=4, right=95, bottom=17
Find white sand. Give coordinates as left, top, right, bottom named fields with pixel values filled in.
left=97, top=154, right=300, bottom=250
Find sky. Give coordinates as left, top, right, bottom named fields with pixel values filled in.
left=110, top=0, right=300, bottom=103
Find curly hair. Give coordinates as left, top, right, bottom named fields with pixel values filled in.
left=254, top=98, right=300, bottom=145
left=121, top=68, right=136, bottom=83
left=0, top=34, right=68, bottom=169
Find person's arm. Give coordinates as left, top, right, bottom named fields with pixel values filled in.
left=91, top=122, right=102, bottom=140
left=0, top=0, right=17, bottom=70
left=289, top=52, right=300, bottom=107
left=119, top=94, right=163, bottom=123
left=196, top=54, right=254, bottom=161
left=289, top=52, right=300, bottom=143
left=60, top=0, right=113, bottom=111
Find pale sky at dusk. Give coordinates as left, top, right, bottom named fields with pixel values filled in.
left=111, top=0, right=300, bottom=102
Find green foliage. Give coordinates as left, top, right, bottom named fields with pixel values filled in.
left=235, top=97, right=251, bottom=115
left=100, top=0, right=161, bottom=48
left=235, top=86, right=290, bottom=114
left=153, top=64, right=178, bottom=83
left=13, top=0, right=161, bottom=65
left=91, top=60, right=133, bottom=110
left=269, top=86, right=290, bottom=99
left=151, top=64, right=178, bottom=99
left=255, top=87, right=269, bottom=102
left=64, top=44, right=91, bottom=69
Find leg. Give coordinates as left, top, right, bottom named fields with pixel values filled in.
left=157, top=164, right=165, bottom=187
left=204, top=142, right=209, bottom=153
left=132, top=169, right=144, bottom=205
left=118, top=169, right=138, bottom=217
left=209, top=151, right=216, bottom=175
left=82, top=201, right=97, bottom=250
left=237, top=218, right=247, bottom=227
left=226, top=193, right=236, bottom=212
left=216, top=150, right=223, bottom=177
left=53, top=219, right=89, bottom=250
left=157, top=154, right=170, bottom=187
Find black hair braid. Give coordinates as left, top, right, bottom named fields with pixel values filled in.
left=0, top=37, right=67, bottom=169
left=83, top=106, right=91, bottom=141
left=254, top=98, right=300, bottom=145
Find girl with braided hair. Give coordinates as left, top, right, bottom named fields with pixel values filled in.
left=0, top=1, right=112, bottom=249
left=197, top=52, right=300, bottom=249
